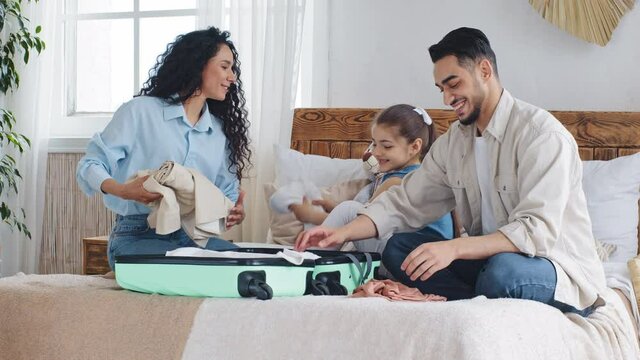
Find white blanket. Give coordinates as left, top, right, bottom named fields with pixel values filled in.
left=182, top=288, right=639, bottom=360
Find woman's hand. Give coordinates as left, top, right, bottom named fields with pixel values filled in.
left=103, top=176, right=162, bottom=204
left=294, top=226, right=348, bottom=251
left=226, top=190, right=246, bottom=228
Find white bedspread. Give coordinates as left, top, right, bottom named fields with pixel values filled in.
left=182, top=287, right=639, bottom=360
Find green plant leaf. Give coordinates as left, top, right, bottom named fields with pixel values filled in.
left=0, top=202, right=10, bottom=220
left=0, top=6, right=5, bottom=33
left=7, top=41, right=15, bottom=55
left=0, top=0, right=42, bottom=239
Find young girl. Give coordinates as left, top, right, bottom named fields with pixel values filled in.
left=76, top=27, right=250, bottom=270
left=291, top=104, right=453, bottom=253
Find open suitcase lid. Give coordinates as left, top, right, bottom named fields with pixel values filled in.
left=115, top=254, right=316, bottom=267
left=233, top=247, right=381, bottom=265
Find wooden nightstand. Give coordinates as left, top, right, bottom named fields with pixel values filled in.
left=82, top=236, right=110, bottom=275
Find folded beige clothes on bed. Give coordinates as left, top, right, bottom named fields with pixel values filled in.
left=134, top=161, right=234, bottom=247
left=0, top=273, right=203, bottom=360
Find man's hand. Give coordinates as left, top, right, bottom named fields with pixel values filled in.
left=103, top=176, right=162, bottom=204
left=401, top=240, right=459, bottom=281
left=295, top=215, right=377, bottom=252
left=226, top=190, right=246, bottom=228
left=294, top=226, right=347, bottom=251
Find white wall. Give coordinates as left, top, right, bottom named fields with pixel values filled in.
left=319, top=0, right=640, bottom=111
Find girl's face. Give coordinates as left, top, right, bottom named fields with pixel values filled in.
left=370, top=124, right=422, bottom=173
left=200, top=44, right=237, bottom=101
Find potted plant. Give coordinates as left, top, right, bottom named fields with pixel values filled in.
left=0, top=0, right=45, bottom=239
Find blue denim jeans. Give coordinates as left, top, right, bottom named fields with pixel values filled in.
left=107, top=214, right=238, bottom=270
left=382, top=229, right=593, bottom=316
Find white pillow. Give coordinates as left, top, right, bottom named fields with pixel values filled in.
left=273, top=145, right=369, bottom=187
left=582, top=152, right=640, bottom=263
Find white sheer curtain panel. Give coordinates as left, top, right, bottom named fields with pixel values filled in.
left=198, top=0, right=306, bottom=242
left=0, top=0, right=61, bottom=276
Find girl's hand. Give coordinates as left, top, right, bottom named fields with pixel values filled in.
left=226, top=190, right=246, bottom=228
left=289, top=197, right=327, bottom=224
left=312, top=198, right=338, bottom=213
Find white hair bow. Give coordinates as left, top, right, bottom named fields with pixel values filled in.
left=413, top=107, right=433, bottom=125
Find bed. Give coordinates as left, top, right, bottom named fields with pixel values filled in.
left=1, top=108, right=639, bottom=360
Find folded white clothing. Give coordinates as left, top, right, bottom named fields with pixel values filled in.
left=165, top=247, right=319, bottom=265
left=279, top=248, right=320, bottom=265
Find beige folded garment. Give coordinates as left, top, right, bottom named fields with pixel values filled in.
left=131, top=161, right=234, bottom=247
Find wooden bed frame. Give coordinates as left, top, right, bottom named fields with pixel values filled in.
left=292, top=108, right=640, bottom=246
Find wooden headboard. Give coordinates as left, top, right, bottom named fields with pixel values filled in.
left=291, top=108, right=640, bottom=248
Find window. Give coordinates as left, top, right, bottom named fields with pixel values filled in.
left=55, top=0, right=198, bottom=137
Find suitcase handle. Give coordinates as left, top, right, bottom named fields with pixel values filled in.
left=344, top=253, right=373, bottom=286
left=238, top=271, right=273, bottom=300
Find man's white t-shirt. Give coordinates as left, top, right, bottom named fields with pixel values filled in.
left=475, top=136, right=497, bottom=235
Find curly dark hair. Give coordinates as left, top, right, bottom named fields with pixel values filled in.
left=138, top=26, right=251, bottom=180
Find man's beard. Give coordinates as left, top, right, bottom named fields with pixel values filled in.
left=459, top=101, right=481, bottom=126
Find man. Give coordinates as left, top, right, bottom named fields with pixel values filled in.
left=295, top=27, right=606, bottom=315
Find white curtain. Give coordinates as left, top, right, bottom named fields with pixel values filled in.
left=0, top=0, right=61, bottom=276
left=198, top=0, right=306, bottom=242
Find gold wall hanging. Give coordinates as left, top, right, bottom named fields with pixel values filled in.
left=529, top=0, right=636, bottom=46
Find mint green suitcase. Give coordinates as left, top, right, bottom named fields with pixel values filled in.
left=115, top=254, right=315, bottom=300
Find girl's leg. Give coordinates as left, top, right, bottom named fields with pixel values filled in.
left=321, top=200, right=363, bottom=228
left=322, top=200, right=392, bottom=253
left=321, top=200, right=370, bottom=251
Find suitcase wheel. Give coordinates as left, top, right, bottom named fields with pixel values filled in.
left=250, top=281, right=273, bottom=300
left=316, top=272, right=348, bottom=296
left=238, top=271, right=273, bottom=300
left=326, top=280, right=348, bottom=296
left=310, top=279, right=331, bottom=296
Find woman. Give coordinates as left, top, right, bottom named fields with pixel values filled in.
left=76, top=26, right=251, bottom=270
